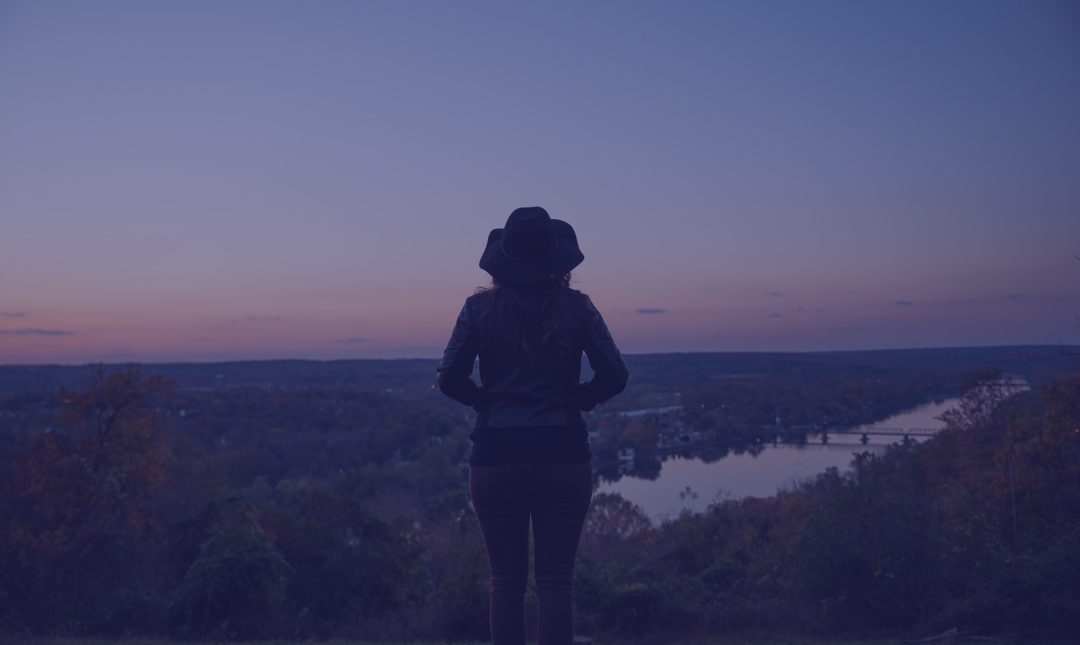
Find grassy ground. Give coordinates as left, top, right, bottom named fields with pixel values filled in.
left=0, top=635, right=989, bottom=639
left=9, top=636, right=1076, bottom=645
left=5, top=639, right=891, bottom=645
left=4, top=637, right=893, bottom=645
left=10, top=640, right=485, bottom=645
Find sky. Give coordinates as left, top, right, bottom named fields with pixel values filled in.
left=1, top=0, right=1078, bottom=364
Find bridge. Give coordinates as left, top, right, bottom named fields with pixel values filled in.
left=747, top=425, right=941, bottom=445
left=654, top=425, right=942, bottom=452
left=758, top=425, right=940, bottom=444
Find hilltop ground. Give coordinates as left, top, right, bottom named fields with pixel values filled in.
left=11, top=635, right=1079, bottom=645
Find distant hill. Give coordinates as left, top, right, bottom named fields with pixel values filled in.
left=0, top=344, right=1077, bottom=398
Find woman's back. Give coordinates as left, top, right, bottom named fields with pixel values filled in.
left=437, top=286, right=628, bottom=430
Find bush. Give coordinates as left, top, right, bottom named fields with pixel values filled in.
left=168, top=501, right=290, bottom=639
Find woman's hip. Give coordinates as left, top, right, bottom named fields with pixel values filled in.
left=469, top=461, right=593, bottom=511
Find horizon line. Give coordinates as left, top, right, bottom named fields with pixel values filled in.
left=1, top=342, right=1077, bottom=369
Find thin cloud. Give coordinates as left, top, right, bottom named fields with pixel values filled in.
left=895, top=300, right=913, bottom=306
left=232, top=314, right=284, bottom=324
left=765, top=291, right=783, bottom=297
left=767, top=313, right=783, bottom=318
left=334, top=337, right=372, bottom=344
left=0, top=327, right=75, bottom=336
left=0, top=311, right=27, bottom=318
left=634, top=308, right=667, bottom=315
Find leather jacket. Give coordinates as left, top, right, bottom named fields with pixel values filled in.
left=436, top=288, right=629, bottom=428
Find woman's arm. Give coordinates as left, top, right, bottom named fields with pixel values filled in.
left=435, top=298, right=484, bottom=407
left=575, top=296, right=629, bottom=411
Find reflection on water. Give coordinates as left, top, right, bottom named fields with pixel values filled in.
left=849, top=397, right=960, bottom=435
left=595, top=398, right=960, bottom=524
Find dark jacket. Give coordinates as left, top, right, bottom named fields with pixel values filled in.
left=436, top=288, right=629, bottom=428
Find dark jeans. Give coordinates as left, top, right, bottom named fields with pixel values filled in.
left=468, top=461, right=593, bottom=645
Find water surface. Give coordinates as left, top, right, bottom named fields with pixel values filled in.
left=595, top=398, right=960, bottom=524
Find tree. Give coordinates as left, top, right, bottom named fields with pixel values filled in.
left=1, top=364, right=175, bottom=631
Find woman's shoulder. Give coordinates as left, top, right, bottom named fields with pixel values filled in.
left=467, top=287, right=496, bottom=306
left=561, top=289, right=601, bottom=324
left=563, top=287, right=590, bottom=304
left=565, top=288, right=599, bottom=311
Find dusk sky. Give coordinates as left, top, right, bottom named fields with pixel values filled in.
left=2, top=0, right=1078, bottom=364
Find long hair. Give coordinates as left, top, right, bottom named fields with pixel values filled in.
left=475, top=273, right=583, bottom=362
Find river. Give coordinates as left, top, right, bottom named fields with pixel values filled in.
left=595, top=397, right=961, bottom=524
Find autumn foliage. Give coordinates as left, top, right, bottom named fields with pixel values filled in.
left=0, top=365, right=1078, bottom=641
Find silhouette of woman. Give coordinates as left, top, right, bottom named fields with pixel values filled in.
left=436, top=207, right=629, bottom=645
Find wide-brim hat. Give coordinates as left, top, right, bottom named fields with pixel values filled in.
left=479, top=207, right=584, bottom=285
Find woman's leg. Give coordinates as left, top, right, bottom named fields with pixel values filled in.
left=469, top=464, right=530, bottom=645
left=531, top=461, right=593, bottom=645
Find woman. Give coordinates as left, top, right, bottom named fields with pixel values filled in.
left=436, top=207, right=629, bottom=645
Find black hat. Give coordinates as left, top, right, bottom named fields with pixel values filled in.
left=479, top=207, right=584, bottom=285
